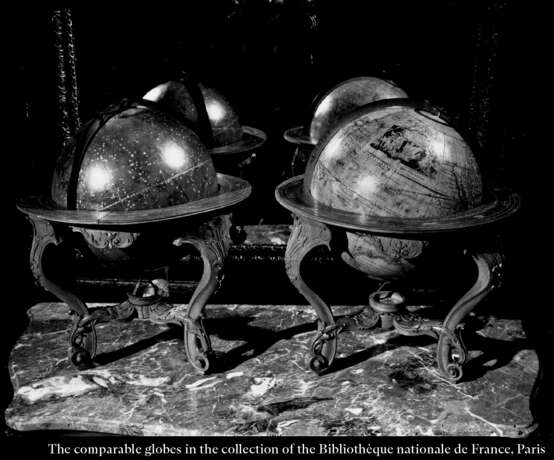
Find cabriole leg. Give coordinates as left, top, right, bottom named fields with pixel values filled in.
left=28, top=217, right=96, bottom=369
left=285, top=215, right=336, bottom=374
left=173, top=214, right=231, bottom=373
left=437, top=251, right=503, bottom=381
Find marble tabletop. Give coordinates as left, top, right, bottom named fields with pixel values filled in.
left=6, top=301, right=537, bottom=436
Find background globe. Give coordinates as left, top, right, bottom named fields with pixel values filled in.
left=304, top=100, right=483, bottom=280
left=143, top=80, right=243, bottom=147
left=309, top=76, right=408, bottom=145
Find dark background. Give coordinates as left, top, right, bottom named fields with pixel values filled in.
left=9, top=0, right=550, bottom=436
left=17, top=0, right=535, bottom=201
left=14, top=0, right=540, bottom=297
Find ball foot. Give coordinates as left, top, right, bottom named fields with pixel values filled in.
left=71, top=349, right=94, bottom=370
left=308, top=355, right=329, bottom=375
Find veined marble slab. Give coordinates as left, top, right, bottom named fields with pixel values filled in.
left=6, top=302, right=537, bottom=436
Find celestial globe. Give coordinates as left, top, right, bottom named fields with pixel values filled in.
left=49, top=100, right=225, bottom=266
left=143, top=79, right=266, bottom=156
left=52, top=102, right=218, bottom=212
left=18, top=101, right=252, bottom=373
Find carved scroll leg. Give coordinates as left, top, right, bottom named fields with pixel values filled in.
left=437, top=252, right=503, bottom=382
left=28, top=217, right=96, bottom=369
left=173, top=215, right=231, bottom=374
left=285, top=215, right=336, bottom=375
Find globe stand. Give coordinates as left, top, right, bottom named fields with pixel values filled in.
left=285, top=215, right=503, bottom=382
left=27, top=214, right=231, bottom=374
left=213, top=155, right=257, bottom=245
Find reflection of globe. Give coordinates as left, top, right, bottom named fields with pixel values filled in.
left=304, top=100, right=482, bottom=280
left=309, top=77, right=408, bottom=144
left=52, top=102, right=218, bottom=212
left=143, top=80, right=242, bottom=147
left=143, top=79, right=266, bottom=158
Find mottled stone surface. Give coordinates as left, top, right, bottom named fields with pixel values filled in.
left=6, top=302, right=537, bottom=436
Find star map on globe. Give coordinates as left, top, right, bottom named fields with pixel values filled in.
left=51, top=102, right=218, bottom=213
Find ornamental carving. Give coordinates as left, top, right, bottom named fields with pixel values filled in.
left=71, top=227, right=140, bottom=249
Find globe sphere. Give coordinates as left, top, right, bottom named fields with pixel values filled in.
left=143, top=80, right=243, bottom=147
left=52, top=102, right=218, bottom=212
left=304, top=100, right=483, bottom=280
left=49, top=102, right=220, bottom=268
left=309, top=77, right=408, bottom=145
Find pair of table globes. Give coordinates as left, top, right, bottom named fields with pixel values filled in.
left=17, top=75, right=520, bottom=383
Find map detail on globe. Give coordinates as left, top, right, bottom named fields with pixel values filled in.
left=306, top=105, right=483, bottom=219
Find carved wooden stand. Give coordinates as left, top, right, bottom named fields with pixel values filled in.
left=285, top=215, right=503, bottom=382
left=27, top=214, right=231, bottom=374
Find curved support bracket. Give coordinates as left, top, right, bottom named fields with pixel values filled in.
left=437, top=251, right=503, bottom=381
left=285, top=215, right=336, bottom=374
left=28, top=217, right=96, bottom=369
left=173, top=214, right=232, bottom=373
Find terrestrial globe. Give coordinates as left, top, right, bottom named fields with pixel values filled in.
left=277, top=99, right=517, bottom=281
left=276, top=98, right=520, bottom=381
left=143, top=79, right=266, bottom=156
left=284, top=76, right=408, bottom=146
